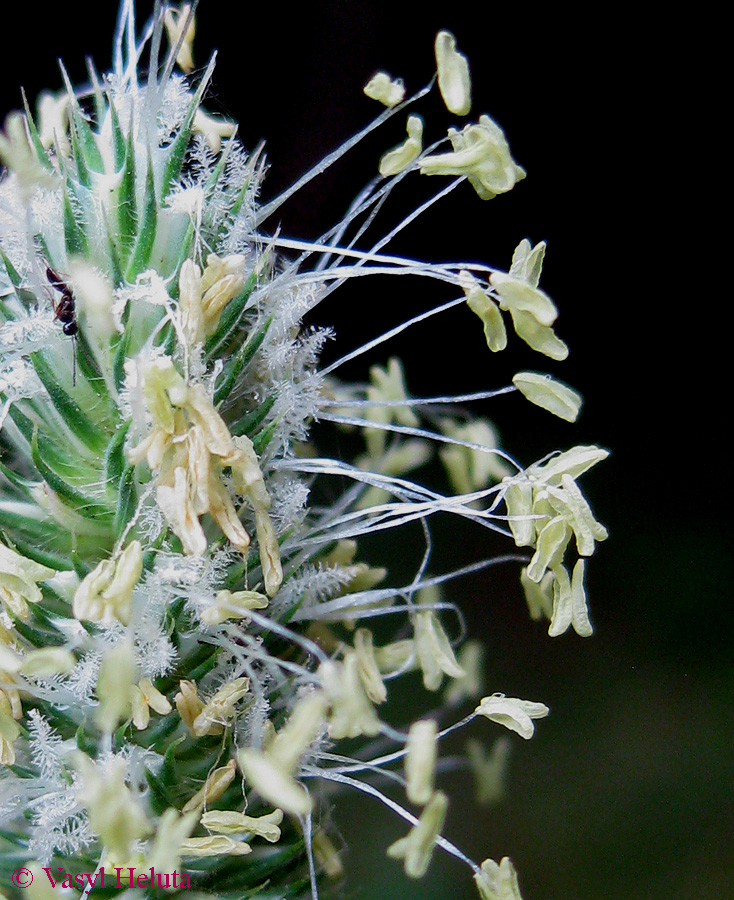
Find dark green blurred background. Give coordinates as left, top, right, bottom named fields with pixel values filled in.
left=3, top=4, right=728, bottom=898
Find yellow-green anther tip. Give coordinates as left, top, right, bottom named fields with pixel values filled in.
left=364, top=71, right=406, bottom=108
left=513, top=372, right=582, bottom=421
left=435, top=31, right=472, bottom=116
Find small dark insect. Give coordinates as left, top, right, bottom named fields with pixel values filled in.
left=46, top=265, right=78, bottom=385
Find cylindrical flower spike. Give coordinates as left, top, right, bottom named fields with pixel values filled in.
left=0, top=6, right=607, bottom=899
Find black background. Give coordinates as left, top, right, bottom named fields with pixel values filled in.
left=1, top=4, right=729, bottom=899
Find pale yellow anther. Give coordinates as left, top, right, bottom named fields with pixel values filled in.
left=513, top=372, right=582, bottom=422
left=178, top=258, right=205, bottom=345
left=356, top=439, right=431, bottom=511
left=520, top=568, right=554, bottom=622
left=228, top=434, right=282, bottom=595
left=201, top=588, right=269, bottom=625
left=0, top=681, right=21, bottom=719
left=0, top=645, right=20, bottom=675
left=319, top=656, right=381, bottom=739
left=414, top=585, right=465, bottom=691
left=487, top=240, right=569, bottom=358
left=313, top=829, right=344, bottom=878
left=474, top=694, right=549, bottom=740
left=261, top=717, right=277, bottom=748
left=374, top=441, right=431, bottom=481
left=130, top=677, right=172, bottom=731
left=268, top=690, right=328, bottom=774
left=508, top=237, right=546, bottom=286
left=320, top=539, right=358, bottom=568
left=207, top=473, right=251, bottom=553
left=501, top=479, right=535, bottom=547
left=419, top=115, right=526, bottom=200
left=440, top=418, right=511, bottom=496
left=74, top=754, right=151, bottom=861
left=435, top=31, right=472, bottom=116
left=174, top=680, right=206, bottom=734
left=466, top=737, right=511, bottom=806
left=364, top=71, right=406, bottom=108
left=379, top=115, right=423, bottom=177
left=180, top=835, right=252, bottom=857
left=546, top=474, right=608, bottom=556
left=231, top=434, right=270, bottom=504
left=201, top=254, right=246, bottom=312
left=386, top=790, right=448, bottom=878
left=137, top=359, right=275, bottom=579
left=444, top=640, right=485, bottom=704
left=201, top=251, right=244, bottom=288
left=37, top=91, right=70, bottom=156
left=186, top=425, right=211, bottom=515
left=0, top=644, right=21, bottom=680
left=461, top=271, right=507, bottom=353
left=405, top=719, right=438, bottom=805
left=507, top=309, right=569, bottom=360
left=0, top=539, right=55, bottom=621
left=73, top=540, right=143, bottom=626
left=193, top=108, right=237, bottom=154
left=474, top=856, right=525, bottom=900
left=548, top=560, right=593, bottom=637
left=527, top=445, right=609, bottom=485
left=99, top=540, right=142, bottom=604
left=142, top=358, right=188, bottom=432
left=185, top=382, right=236, bottom=456
left=373, top=639, right=416, bottom=674
left=0, top=692, right=21, bottom=765
left=18, top=648, right=75, bottom=678
left=96, top=642, right=138, bottom=733
left=365, top=358, right=418, bottom=460
left=126, top=426, right=171, bottom=470
left=164, top=3, right=196, bottom=73
left=181, top=759, right=237, bottom=814
left=237, top=747, right=313, bottom=816
left=526, top=515, right=571, bottom=583
left=490, top=273, right=557, bottom=328
left=201, top=808, right=283, bottom=842
left=178, top=252, right=246, bottom=344
left=506, top=448, right=605, bottom=633
left=130, top=687, right=149, bottom=731
left=0, top=621, right=16, bottom=647
left=100, top=851, right=146, bottom=877
left=156, top=466, right=209, bottom=556
left=255, top=508, right=283, bottom=597
left=353, top=628, right=387, bottom=704
left=318, top=542, right=388, bottom=613
left=192, top=676, right=250, bottom=737
left=344, top=561, right=388, bottom=595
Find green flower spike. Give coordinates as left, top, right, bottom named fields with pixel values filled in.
left=0, top=4, right=607, bottom=899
